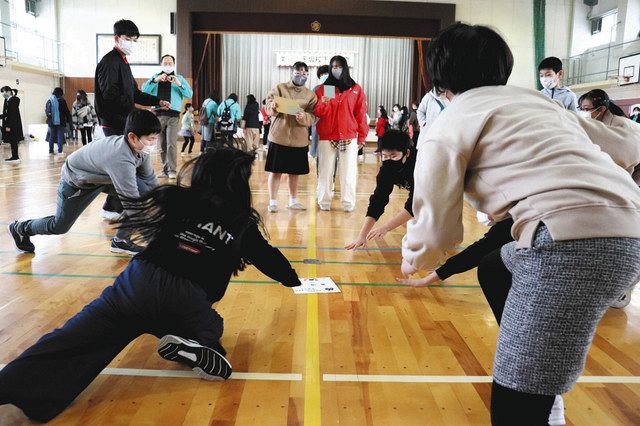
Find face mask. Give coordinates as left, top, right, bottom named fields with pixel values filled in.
left=141, top=144, right=156, bottom=155
left=319, top=74, right=328, bottom=84
left=118, top=38, right=135, bottom=56
left=332, top=68, right=343, bottom=79
left=162, top=65, right=175, bottom=74
left=292, top=75, right=307, bottom=86
left=476, top=211, right=495, bottom=226
left=578, top=110, right=592, bottom=119
left=540, top=76, right=557, bottom=90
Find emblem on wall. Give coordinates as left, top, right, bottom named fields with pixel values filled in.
left=311, top=21, right=321, bottom=32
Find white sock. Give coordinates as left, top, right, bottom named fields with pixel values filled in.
left=290, top=197, right=297, bottom=205
left=269, top=199, right=278, bottom=207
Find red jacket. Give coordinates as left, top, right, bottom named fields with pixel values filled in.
left=376, top=117, right=389, bottom=137
left=314, top=83, right=368, bottom=143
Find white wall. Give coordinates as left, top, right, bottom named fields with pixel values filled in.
left=58, top=0, right=177, bottom=78
left=545, top=0, right=573, bottom=60
left=0, top=63, right=59, bottom=126
left=393, top=0, right=537, bottom=89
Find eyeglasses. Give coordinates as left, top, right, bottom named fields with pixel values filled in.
left=578, top=106, right=596, bottom=112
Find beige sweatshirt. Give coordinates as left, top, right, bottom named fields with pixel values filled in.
left=265, top=81, right=317, bottom=148
left=403, top=85, right=640, bottom=271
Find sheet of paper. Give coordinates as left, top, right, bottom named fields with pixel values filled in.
left=323, top=85, right=335, bottom=99
left=274, top=96, right=303, bottom=115
left=293, top=277, right=341, bottom=294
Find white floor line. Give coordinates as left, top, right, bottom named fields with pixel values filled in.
left=323, top=374, right=640, bottom=384
left=0, top=298, right=19, bottom=312
left=0, top=364, right=301, bottom=381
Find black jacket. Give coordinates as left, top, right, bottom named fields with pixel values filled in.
left=94, top=48, right=160, bottom=132
left=242, top=101, right=261, bottom=129
left=435, top=218, right=514, bottom=280
left=2, top=96, right=24, bottom=143
left=366, top=150, right=416, bottom=220
left=45, top=97, right=72, bottom=127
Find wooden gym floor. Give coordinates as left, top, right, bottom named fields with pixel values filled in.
left=0, top=140, right=639, bottom=425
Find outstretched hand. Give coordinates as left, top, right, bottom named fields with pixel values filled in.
left=345, top=236, right=367, bottom=250
left=396, top=270, right=442, bottom=288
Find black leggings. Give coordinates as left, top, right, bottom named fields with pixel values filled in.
left=78, top=127, right=93, bottom=145
left=477, top=248, right=556, bottom=424
left=181, top=136, right=195, bottom=153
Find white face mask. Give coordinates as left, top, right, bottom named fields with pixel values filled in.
left=162, top=65, right=175, bottom=74
left=141, top=144, right=156, bottom=155
left=118, top=38, right=135, bottom=56
left=476, top=211, right=495, bottom=227
left=540, top=76, right=557, bottom=90
left=319, top=74, right=329, bottom=84
left=578, top=110, right=592, bottom=119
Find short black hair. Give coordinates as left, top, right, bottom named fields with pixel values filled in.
left=161, top=54, right=175, bottom=63
left=376, top=129, right=412, bottom=152
left=538, top=56, right=563, bottom=73
left=1, top=86, right=11, bottom=92
left=634, top=106, right=640, bottom=112
left=52, top=87, right=64, bottom=97
left=247, top=94, right=256, bottom=104
left=317, top=65, right=329, bottom=78
left=124, top=109, right=162, bottom=138
left=114, top=19, right=140, bottom=38
left=292, top=61, right=309, bottom=71
left=228, top=93, right=238, bottom=102
left=426, top=23, right=513, bottom=95
left=184, top=102, right=192, bottom=112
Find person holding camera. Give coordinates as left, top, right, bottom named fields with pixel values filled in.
left=142, top=54, right=193, bottom=179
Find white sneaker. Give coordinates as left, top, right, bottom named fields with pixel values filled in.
left=56, top=152, right=66, bottom=158
left=548, top=395, right=565, bottom=426
left=358, top=154, right=364, bottom=163
left=343, top=205, right=355, bottom=212
left=268, top=204, right=278, bottom=213
left=287, top=202, right=306, bottom=210
left=318, top=204, right=331, bottom=211
left=168, top=172, right=177, bottom=180
left=611, top=285, right=634, bottom=309
left=181, top=152, right=186, bottom=157
left=100, top=209, right=122, bottom=222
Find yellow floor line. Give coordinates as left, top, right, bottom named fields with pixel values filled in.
left=303, top=189, right=321, bottom=425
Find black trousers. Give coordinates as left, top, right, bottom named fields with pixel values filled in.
left=477, top=248, right=555, bottom=425
left=101, top=126, right=124, bottom=213
left=8, top=139, right=19, bottom=159
left=0, top=260, right=224, bottom=422
left=78, top=127, right=93, bottom=145
left=182, top=136, right=195, bottom=153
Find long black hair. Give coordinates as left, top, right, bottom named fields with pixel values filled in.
left=398, top=106, right=410, bottom=129
left=77, top=89, right=89, bottom=105
left=578, top=89, right=627, bottom=118
left=118, top=147, right=264, bottom=275
left=324, top=55, right=356, bottom=92
left=378, top=105, right=388, bottom=119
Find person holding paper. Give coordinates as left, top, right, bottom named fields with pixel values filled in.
left=314, top=55, right=369, bottom=212
left=264, top=61, right=318, bottom=212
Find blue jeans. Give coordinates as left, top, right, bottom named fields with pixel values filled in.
left=20, top=180, right=134, bottom=239
left=48, top=125, right=65, bottom=153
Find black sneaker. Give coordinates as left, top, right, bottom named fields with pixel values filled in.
left=7, top=221, right=35, bottom=253
left=4, top=157, right=20, bottom=164
left=157, top=335, right=232, bottom=380
left=109, top=238, right=144, bottom=255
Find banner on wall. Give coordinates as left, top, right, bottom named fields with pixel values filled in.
left=275, top=50, right=356, bottom=67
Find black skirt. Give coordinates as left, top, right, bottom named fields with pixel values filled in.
left=265, top=142, right=310, bottom=175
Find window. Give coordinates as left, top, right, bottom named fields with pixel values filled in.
left=588, top=12, right=618, bottom=48
left=25, top=0, right=37, bottom=17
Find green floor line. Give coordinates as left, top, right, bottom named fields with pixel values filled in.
left=0, top=272, right=480, bottom=288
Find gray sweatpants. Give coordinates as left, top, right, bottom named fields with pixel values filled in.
left=157, top=115, right=179, bottom=174
left=496, top=224, right=640, bottom=395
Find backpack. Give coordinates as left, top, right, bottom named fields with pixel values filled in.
left=219, top=100, right=235, bottom=131
left=198, top=99, right=211, bottom=126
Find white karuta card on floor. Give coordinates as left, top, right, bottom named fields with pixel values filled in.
left=294, top=277, right=341, bottom=294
